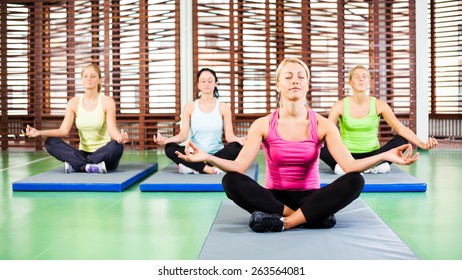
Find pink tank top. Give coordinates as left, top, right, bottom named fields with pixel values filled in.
left=262, top=109, right=323, bottom=191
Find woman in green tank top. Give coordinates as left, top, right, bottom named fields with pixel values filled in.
left=320, top=65, right=438, bottom=174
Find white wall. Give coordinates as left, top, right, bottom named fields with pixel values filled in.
left=415, top=0, right=429, bottom=141
left=180, top=1, right=193, bottom=113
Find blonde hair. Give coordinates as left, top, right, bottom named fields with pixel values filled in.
left=274, top=58, right=310, bottom=108
left=275, top=57, right=310, bottom=82
left=348, top=65, right=370, bottom=82
left=81, top=63, right=102, bottom=93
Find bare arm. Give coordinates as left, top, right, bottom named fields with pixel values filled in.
left=176, top=116, right=268, bottom=173
left=378, top=99, right=438, bottom=150
left=327, top=99, right=343, bottom=124
left=221, top=102, right=246, bottom=145
left=25, top=97, right=78, bottom=138
left=154, top=102, right=193, bottom=146
left=318, top=114, right=418, bottom=173
left=104, top=96, right=128, bottom=144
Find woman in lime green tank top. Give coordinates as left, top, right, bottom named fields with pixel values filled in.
left=25, top=64, right=129, bottom=173
left=321, top=65, right=438, bottom=174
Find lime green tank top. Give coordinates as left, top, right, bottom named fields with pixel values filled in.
left=338, top=96, right=380, bottom=153
left=75, top=94, right=110, bottom=152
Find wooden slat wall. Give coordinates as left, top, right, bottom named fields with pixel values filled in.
left=2, top=0, right=460, bottom=150
left=0, top=2, right=7, bottom=149
left=429, top=0, right=462, bottom=118
left=192, top=0, right=417, bottom=141
left=1, top=0, right=180, bottom=150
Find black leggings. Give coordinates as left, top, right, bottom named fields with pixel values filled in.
left=164, top=141, right=242, bottom=173
left=44, top=137, right=124, bottom=172
left=222, top=171, right=364, bottom=223
left=320, top=135, right=408, bottom=170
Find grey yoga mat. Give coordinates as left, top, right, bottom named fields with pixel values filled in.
left=319, top=162, right=427, bottom=192
left=199, top=198, right=418, bottom=260
left=140, top=162, right=258, bottom=192
left=12, top=162, right=158, bottom=192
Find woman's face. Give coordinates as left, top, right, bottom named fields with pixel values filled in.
left=197, top=71, right=217, bottom=95
left=349, top=68, right=370, bottom=93
left=82, top=68, right=101, bottom=91
left=276, top=62, right=309, bottom=102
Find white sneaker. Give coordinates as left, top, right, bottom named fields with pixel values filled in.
left=364, top=162, right=391, bottom=174
left=64, top=162, right=76, bottom=173
left=85, top=161, right=107, bottom=174
left=213, top=167, right=224, bottom=174
left=334, top=164, right=345, bottom=175
left=178, top=163, right=199, bottom=174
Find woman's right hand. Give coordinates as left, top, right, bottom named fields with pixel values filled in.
left=383, top=144, right=419, bottom=166
left=175, top=141, right=209, bottom=163
left=153, top=132, right=169, bottom=146
left=117, top=129, right=129, bottom=144
left=420, top=136, right=438, bottom=150
left=24, top=125, right=40, bottom=138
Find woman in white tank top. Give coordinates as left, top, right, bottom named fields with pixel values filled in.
left=153, top=68, right=246, bottom=174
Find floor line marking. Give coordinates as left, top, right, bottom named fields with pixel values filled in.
left=0, top=156, right=52, bottom=172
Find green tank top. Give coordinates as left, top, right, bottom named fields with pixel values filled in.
left=75, top=94, right=110, bottom=152
left=338, top=96, right=380, bottom=153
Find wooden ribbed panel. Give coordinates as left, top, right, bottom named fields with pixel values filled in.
left=1, top=1, right=460, bottom=150
left=429, top=0, right=462, bottom=117
left=1, top=0, right=180, bottom=150
left=193, top=0, right=417, bottom=141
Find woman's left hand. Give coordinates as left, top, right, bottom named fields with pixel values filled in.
left=384, top=144, right=419, bottom=165
left=175, top=141, right=209, bottom=163
left=24, top=125, right=40, bottom=138
left=117, top=129, right=129, bottom=144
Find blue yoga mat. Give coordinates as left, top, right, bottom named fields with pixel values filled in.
left=140, top=162, right=258, bottom=192
left=199, top=199, right=418, bottom=260
left=12, top=162, right=158, bottom=192
left=319, top=162, right=427, bottom=192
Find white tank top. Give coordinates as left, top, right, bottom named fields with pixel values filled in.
left=190, top=99, right=224, bottom=154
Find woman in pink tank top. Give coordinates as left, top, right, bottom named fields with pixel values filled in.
left=177, top=58, right=419, bottom=233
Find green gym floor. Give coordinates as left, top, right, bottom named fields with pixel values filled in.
left=1, top=147, right=462, bottom=260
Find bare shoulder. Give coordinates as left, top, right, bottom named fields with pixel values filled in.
left=334, top=98, right=344, bottom=106
left=316, top=113, right=336, bottom=140
left=184, top=100, right=195, bottom=112
left=332, top=99, right=344, bottom=111
left=250, top=114, right=270, bottom=134
left=219, top=101, right=231, bottom=114
left=102, top=95, right=116, bottom=110
left=251, top=114, right=270, bottom=129
left=68, top=96, right=80, bottom=104
left=316, top=112, right=329, bottom=127
left=67, top=96, right=80, bottom=111
left=181, top=101, right=195, bottom=118
left=103, top=94, right=115, bottom=102
left=375, top=98, right=391, bottom=114
left=219, top=100, right=230, bottom=108
left=257, top=114, right=271, bottom=122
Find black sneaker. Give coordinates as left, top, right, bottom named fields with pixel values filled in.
left=302, top=214, right=336, bottom=229
left=249, top=211, right=284, bottom=232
